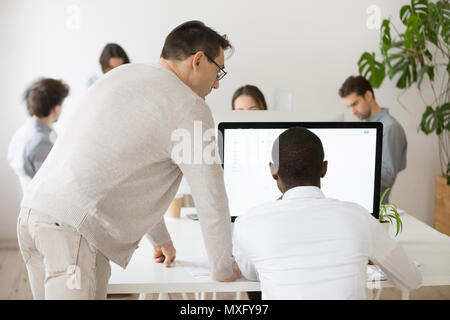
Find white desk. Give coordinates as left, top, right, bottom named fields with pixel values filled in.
left=108, top=208, right=450, bottom=299
left=108, top=208, right=260, bottom=298
left=374, top=212, right=450, bottom=288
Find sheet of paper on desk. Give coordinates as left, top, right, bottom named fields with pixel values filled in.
left=177, top=256, right=210, bottom=277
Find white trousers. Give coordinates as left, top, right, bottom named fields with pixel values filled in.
left=17, top=207, right=111, bottom=300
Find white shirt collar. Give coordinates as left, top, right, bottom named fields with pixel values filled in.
left=282, top=186, right=325, bottom=200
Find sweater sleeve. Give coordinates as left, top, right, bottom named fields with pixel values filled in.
left=145, top=215, right=171, bottom=246
left=367, top=214, right=422, bottom=291
left=171, top=108, right=233, bottom=281
left=26, top=137, right=54, bottom=178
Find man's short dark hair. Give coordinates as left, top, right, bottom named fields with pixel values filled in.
left=160, top=20, right=232, bottom=61
left=24, top=78, right=69, bottom=117
left=272, top=127, right=324, bottom=186
left=338, top=75, right=375, bottom=100
left=99, top=43, right=130, bottom=73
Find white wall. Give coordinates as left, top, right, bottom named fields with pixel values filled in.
left=0, top=0, right=441, bottom=240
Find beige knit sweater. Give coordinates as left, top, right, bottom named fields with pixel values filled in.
left=21, top=63, right=233, bottom=280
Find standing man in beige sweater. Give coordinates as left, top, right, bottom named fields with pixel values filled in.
left=18, top=20, right=240, bottom=299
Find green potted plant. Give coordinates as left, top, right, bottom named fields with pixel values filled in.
left=357, top=0, right=449, bottom=183
left=358, top=0, right=449, bottom=235
left=379, top=188, right=403, bottom=237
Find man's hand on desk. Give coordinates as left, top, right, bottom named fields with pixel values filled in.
left=220, top=261, right=242, bottom=282
left=153, top=240, right=176, bottom=267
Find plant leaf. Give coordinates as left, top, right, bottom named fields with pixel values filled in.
left=395, top=63, right=412, bottom=89
left=420, top=106, right=436, bottom=135
left=380, top=19, right=392, bottom=57
left=387, top=55, right=406, bottom=79
left=412, top=0, right=429, bottom=22
left=420, top=104, right=450, bottom=135
left=436, top=0, right=450, bottom=45
left=417, top=65, right=434, bottom=89
left=391, top=206, right=402, bottom=236
left=400, top=3, right=412, bottom=25
left=358, top=52, right=386, bottom=88
left=380, top=187, right=390, bottom=205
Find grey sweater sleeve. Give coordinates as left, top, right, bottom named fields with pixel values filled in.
left=171, top=113, right=234, bottom=281
left=145, top=215, right=171, bottom=246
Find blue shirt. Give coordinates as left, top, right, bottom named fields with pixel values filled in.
left=7, top=117, right=55, bottom=178
left=367, top=108, right=407, bottom=203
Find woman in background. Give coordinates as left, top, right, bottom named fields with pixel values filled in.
left=231, top=84, right=268, bottom=110
left=87, top=43, right=131, bottom=87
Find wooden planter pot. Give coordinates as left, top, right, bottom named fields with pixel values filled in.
left=434, top=175, right=450, bottom=236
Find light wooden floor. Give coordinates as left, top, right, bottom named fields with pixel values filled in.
left=1, top=248, right=449, bottom=300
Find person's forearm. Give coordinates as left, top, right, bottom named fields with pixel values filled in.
left=146, top=215, right=171, bottom=245
left=374, top=245, right=422, bottom=291
left=180, top=161, right=234, bottom=280
left=194, top=187, right=234, bottom=280
left=173, top=112, right=234, bottom=280
left=233, top=254, right=258, bottom=281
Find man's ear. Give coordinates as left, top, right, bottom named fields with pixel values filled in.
left=364, top=90, right=373, bottom=102
left=191, top=51, right=203, bottom=70
left=49, top=105, right=62, bottom=122
left=51, top=105, right=61, bottom=115
left=320, top=160, right=328, bottom=178
left=269, top=162, right=279, bottom=180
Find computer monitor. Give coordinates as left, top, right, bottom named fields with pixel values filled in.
left=211, top=110, right=344, bottom=125
left=218, top=122, right=382, bottom=220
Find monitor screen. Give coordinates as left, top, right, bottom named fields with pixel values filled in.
left=218, top=122, right=382, bottom=219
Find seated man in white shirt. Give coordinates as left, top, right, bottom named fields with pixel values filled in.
left=232, top=126, right=422, bottom=299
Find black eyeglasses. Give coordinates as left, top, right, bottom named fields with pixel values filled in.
left=192, top=52, right=227, bottom=81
